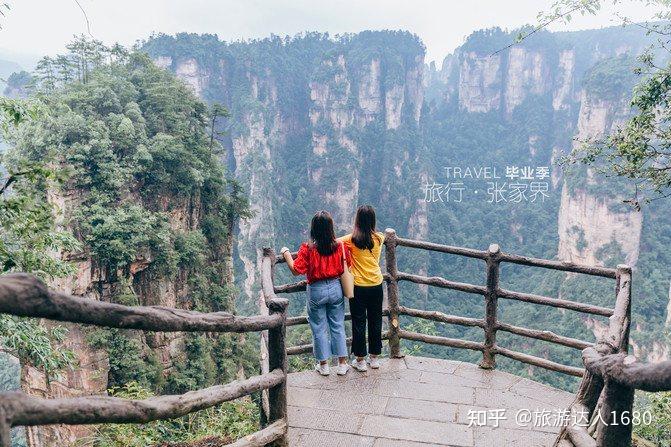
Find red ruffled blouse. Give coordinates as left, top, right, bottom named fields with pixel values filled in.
left=293, top=241, right=352, bottom=284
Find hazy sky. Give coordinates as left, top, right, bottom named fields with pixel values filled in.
left=0, top=0, right=656, bottom=67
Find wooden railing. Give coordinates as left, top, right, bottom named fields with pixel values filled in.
left=274, top=228, right=618, bottom=376
left=0, top=272, right=289, bottom=447
left=2, top=230, right=668, bottom=447
left=272, top=228, right=669, bottom=447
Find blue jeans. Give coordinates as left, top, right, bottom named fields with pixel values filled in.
left=306, top=277, right=348, bottom=362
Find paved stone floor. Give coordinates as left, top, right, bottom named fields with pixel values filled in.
left=286, top=356, right=575, bottom=447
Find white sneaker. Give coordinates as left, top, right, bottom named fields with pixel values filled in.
left=351, top=358, right=368, bottom=372
left=368, top=356, right=381, bottom=369
left=315, top=363, right=330, bottom=376
left=336, top=363, right=350, bottom=376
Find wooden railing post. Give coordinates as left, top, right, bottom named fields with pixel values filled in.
left=480, top=244, right=500, bottom=369
left=262, top=248, right=288, bottom=447
left=594, top=264, right=633, bottom=447
left=595, top=379, right=635, bottom=447
left=614, top=264, right=632, bottom=354
left=556, top=264, right=634, bottom=446
left=384, top=228, right=403, bottom=358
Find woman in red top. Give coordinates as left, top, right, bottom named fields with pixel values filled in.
left=281, top=210, right=352, bottom=376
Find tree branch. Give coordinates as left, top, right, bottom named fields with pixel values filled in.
left=73, top=0, right=93, bottom=37
left=0, top=170, right=34, bottom=196
left=491, top=4, right=584, bottom=56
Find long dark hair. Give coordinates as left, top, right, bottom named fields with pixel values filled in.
left=310, top=210, right=338, bottom=256
left=352, top=205, right=380, bottom=251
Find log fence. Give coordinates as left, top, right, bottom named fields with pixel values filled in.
left=0, top=269, right=289, bottom=447
left=275, top=228, right=610, bottom=376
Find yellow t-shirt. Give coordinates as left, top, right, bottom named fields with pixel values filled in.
left=338, top=232, right=385, bottom=286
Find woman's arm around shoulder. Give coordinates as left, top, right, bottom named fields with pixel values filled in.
left=337, top=233, right=352, bottom=245
left=337, top=234, right=353, bottom=267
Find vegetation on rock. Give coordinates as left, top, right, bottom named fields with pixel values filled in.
left=2, top=36, right=256, bottom=446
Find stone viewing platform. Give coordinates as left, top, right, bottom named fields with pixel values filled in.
left=286, top=356, right=574, bottom=447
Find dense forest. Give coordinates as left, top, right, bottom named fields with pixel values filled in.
left=0, top=39, right=259, bottom=446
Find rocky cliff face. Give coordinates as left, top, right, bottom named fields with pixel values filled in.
left=433, top=28, right=650, bottom=116
left=309, top=53, right=361, bottom=228
left=553, top=50, right=576, bottom=111
left=448, top=46, right=574, bottom=114
left=557, top=183, right=642, bottom=266
left=427, top=29, right=646, bottom=271
left=557, top=90, right=642, bottom=267
left=230, top=81, right=279, bottom=306
left=456, top=51, right=503, bottom=113
left=504, top=47, right=552, bottom=114
left=449, top=47, right=559, bottom=114
left=22, top=177, right=232, bottom=446
left=308, top=52, right=424, bottom=228
left=148, top=32, right=427, bottom=310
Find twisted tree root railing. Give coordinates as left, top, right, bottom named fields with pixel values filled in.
left=0, top=272, right=289, bottom=447
left=552, top=267, right=671, bottom=447
left=272, top=229, right=669, bottom=446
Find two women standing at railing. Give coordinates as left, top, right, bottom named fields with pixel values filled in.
left=281, top=205, right=385, bottom=376
left=281, top=210, right=352, bottom=376
left=338, top=205, right=385, bottom=372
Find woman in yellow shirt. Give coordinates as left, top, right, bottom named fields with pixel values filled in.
left=339, top=205, right=385, bottom=371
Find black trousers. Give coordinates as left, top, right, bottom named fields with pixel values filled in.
left=350, top=283, right=383, bottom=357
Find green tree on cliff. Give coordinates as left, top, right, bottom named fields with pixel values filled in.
left=14, top=35, right=252, bottom=385
left=3, top=36, right=256, bottom=445
left=525, top=0, right=671, bottom=208
left=1, top=96, right=79, bottom=447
